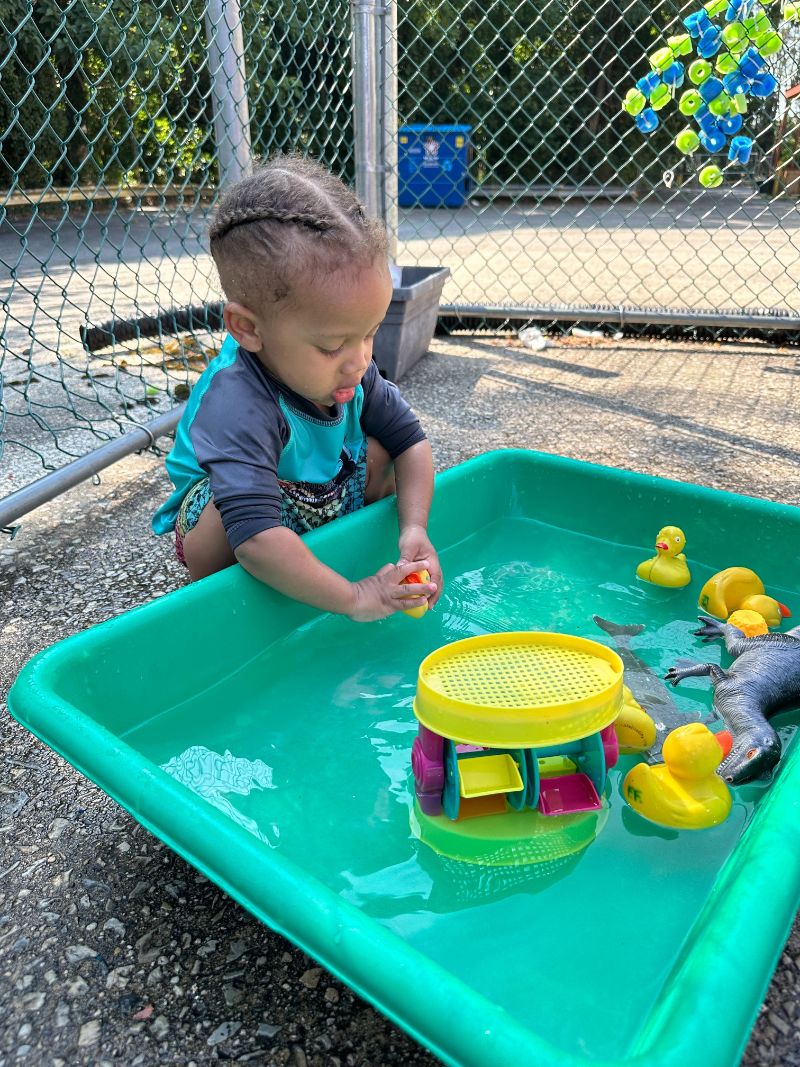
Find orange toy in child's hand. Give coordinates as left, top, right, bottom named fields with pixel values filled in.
left=400, top=568, right=431, bottom=619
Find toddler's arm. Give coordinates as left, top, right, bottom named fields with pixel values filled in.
left=235, top=526, right=436, bottom=622
left=394, top=440, right=443, bottom=606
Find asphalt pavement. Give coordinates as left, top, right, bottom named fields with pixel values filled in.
left=2, top=331, right=800, bottom=1065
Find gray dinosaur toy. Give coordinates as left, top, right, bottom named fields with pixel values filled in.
left=664, top=616, right=800, bottom=784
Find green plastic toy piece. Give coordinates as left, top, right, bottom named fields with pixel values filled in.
left=784, top=3, right=800, bottom=21
left=700, top=164, right=724, bottom=188
left=715, top=53, right=739, bottom=74
left=623, top=88, right=647, bottom=115
left=650, top=83, right=672, bottom=110
left=708, top=92, right=733, bottom=117
left=679, top=89, right=704, bottom=115
left=668, top=33, right=692, bottom=57
left=755, top=29, right=782, bottom=55
left=732, top=92, right=748, bottom=114
left=650, top=46, right=675, bottom=73
left=722, top=23, right=748, bottom=49
left=704, top=0, right=727, bottom=15
left=689, top=59, right=712, bottom=84
left=676, top=129, right=701, bottom=154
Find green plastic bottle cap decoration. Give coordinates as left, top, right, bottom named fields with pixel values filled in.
left=679, top=89, right=704, bottom=115
left=715, top=53, right=738, bottom=74
left=699, top=164, right=724, bottom=188
left=650, top=46, right=676, bottom=72
left=784, top=3, right=800, bottom=20
left=676, top=129, right=701, bottom=153
left=650, top=83, right=672, bottom=110
left=623, top=88, right=647, bottom=115
left=708, top=93, right=733, bottom=116
left=755, top=29, right=782, bottom=54
left=689, top=59, right=712, bottom=84
left=721, top=23, right=747, bottom=47
left=704, top=0, right=727, bottom=15
left=732, top=92, right=748, bottom=114
left=668, top=33, right=693, bottom=56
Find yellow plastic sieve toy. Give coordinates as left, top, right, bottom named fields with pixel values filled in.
left=414, top=631, right=624, bottom=749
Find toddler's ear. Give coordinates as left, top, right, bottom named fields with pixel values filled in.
left=224, top=302, right=263, bottom=351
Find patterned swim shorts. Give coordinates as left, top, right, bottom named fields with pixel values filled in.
left=174, top=477, right=214, bottom=566
left=173, top=439, right=368, bottom=566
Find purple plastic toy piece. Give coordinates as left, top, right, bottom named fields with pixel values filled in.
left=415, top=786, right=444, bottom=816
left=412, top=728, right=445, bottom=794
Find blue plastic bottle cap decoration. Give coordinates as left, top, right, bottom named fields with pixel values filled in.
left=719, top=113, right=744, bottom=135
left=728, top=135, right=753, bottom=163
left=635, top=108, right=660, bottom=134
left=751, top=71, right=778, bottom=97
left=663, top=62, right=686, bottom=87
left=701, top=129, right=728, bottom=152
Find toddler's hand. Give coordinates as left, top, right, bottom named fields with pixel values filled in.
left=398, top=525, right=443, bottom=607
left=348, top=560, right=438, bottom=623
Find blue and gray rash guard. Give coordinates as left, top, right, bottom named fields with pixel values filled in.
left=151, top=334, right=426, bottom=549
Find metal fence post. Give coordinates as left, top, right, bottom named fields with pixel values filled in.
left=351, top=0, right=381, bottom=218
left=378, top=0, right=399, bottom=260
left=205, top=0, right=252, bottom=189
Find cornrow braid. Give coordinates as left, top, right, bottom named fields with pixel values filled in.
left=209, top=205, right=333, bottom=243
left=208, top=154, right=388, bottom=310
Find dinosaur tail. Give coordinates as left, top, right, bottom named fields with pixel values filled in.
left=592, top=615, right=646, bottom=639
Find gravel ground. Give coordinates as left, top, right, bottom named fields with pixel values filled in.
left=2, top=331, right=800, bottom=1066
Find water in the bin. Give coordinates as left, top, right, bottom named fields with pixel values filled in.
left=136, top=517, right=797, bottom=1059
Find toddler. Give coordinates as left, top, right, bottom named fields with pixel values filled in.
left=152, top=155, right=441, bottom=622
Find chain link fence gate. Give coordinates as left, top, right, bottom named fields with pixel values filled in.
left=2, top=0, right=800, bottom=525
left=391, top=0, right=800, bottom=329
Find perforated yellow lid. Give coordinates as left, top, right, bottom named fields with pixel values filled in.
left=414, top=632, right=623, bottom=748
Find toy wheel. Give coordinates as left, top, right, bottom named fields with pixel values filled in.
left=442, top=739, right=461, bottom=820
left=412, top=736, right=445, bottom=793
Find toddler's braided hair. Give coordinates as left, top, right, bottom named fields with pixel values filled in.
left=209, top=154, right=388, bottom=310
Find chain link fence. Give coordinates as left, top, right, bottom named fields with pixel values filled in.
left=393, top=0, right=800, bottom=321
left=2, top=0, right=800, bottom=515
left=0, top=0, right=353, bottom=502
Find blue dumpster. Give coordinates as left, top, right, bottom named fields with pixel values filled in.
left=398, top=124, right=472, bottom=208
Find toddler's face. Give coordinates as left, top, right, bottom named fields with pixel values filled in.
left=252, top=261, right=392, bottom=409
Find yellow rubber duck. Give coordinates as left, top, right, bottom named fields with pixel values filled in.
left=614, top=686, right=657, bottom=753
left=698, top=567, right=791, bottom=628
left=636, top=526, right=691, bottom=588
left=400, top=568, right=431, bottom=619
left=622, top=723, right=732, bottom=830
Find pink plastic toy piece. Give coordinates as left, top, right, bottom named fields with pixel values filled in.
left=412, top=737, right=445, bottom=794
left=538, top=774, right=601, bottom=816
left=600, top=723, right=619, bottom=769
